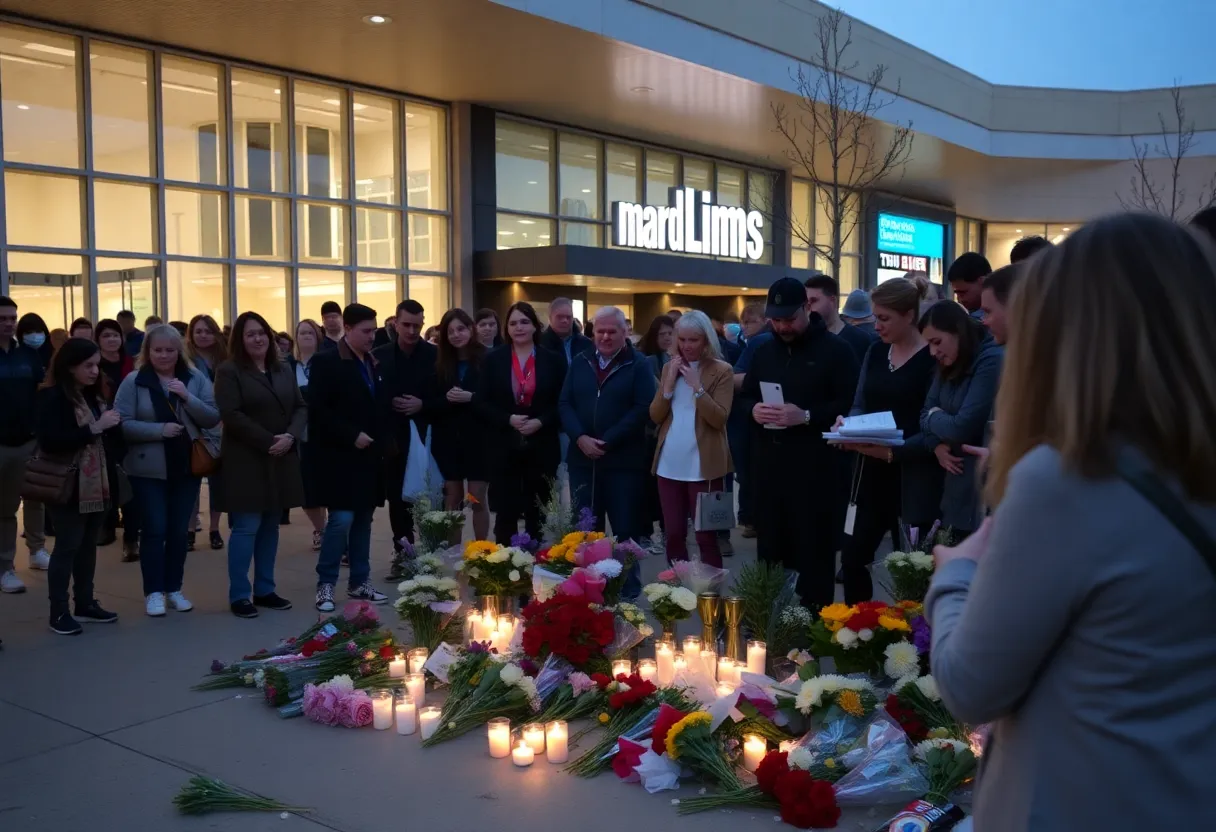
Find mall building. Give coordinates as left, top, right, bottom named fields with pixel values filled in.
left=0, top=0, right=1212, bottom=333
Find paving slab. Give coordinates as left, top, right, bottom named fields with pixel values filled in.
left=0, top=700, right=91, bottom=766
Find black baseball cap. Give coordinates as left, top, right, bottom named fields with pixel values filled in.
left=765, top=277, right=807, bottom=319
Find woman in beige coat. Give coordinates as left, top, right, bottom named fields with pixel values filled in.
left=649, top=310, right=734, bottom=567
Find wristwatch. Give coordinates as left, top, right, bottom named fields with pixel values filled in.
left=803, top=410, right=811, bottom=426
left=694, top=386, right=706, bottom=399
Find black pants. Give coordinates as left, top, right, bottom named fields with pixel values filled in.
left=493, top=454, right=552, bottom=545
left=384, top=455, right=415, bottom=548
left=753, top=471, right=840, bottom=610
left=47, top=506, right=104, bottom=612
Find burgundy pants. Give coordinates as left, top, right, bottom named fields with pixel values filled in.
left=656, top=476, right=725, bottom=568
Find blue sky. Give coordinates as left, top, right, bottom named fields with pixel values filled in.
left=831, top=0, right=1216, bottom=90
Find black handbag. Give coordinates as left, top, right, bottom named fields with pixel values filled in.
left=21, top=446, right=80, bottom=506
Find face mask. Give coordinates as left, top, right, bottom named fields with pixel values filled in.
left=22, top=333, right=45, bottom=348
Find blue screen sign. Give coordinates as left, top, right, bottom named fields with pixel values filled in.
left=877, top=213, right=945, bottom=259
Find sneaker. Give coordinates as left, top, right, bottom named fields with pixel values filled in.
left=311, top=530, right=323, bottom=551
left=166, top=591, right=193, bottom=612
left=209, top=531, right=224, bottom=550
left=740, top=525, right=757, bottom=539
left=230, top=599, right=259, bottom=619
left=75, top=600, right=118, bottom=623
left=49, top=611, right=83, bottom=635
left=719, top=537, right=735, bottom=557
left=186, top=532, right=196, bottom=552
left=254, top=593, right=293, bottom=611
left=121, top=541, right=140, bottom=563
left=347, top=583, right=388, bottom=604
left=340, top=553, right=350, bottom=567
left=29, top=549, right=50, bottom=570
left=316, top=584, right=336, bottom=612
left=146, top=592, right=166, bottom=617
left=1, top=570, right=26, bottom=594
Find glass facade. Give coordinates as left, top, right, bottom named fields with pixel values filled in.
left=790, top=180, right=861, bottom=297
left=0, top=21, right=450, bottom=330
left=985, top=222, right=1074, bottom=267
left=955, top=217, right=983, bottom=258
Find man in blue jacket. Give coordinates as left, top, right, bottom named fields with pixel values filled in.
left=560, top=306, right=656, bottom=601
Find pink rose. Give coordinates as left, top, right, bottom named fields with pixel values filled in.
left=656, top=569, right=677, bottom=582
left=559, top=568, right=607, bottom=605
left=575, top=538, right=614, bottom=567
left=307, top=689, right=337, bottom=726
left=340, top=692, right=374, bottom=728
left=342, top=599, right=380, bottom=624
left=320, top=689, right=344, bottom=725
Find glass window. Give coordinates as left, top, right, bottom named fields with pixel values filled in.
left=295, top=81, right=347, bottom=199
left=684, top=158, right=711, bottom=195
left=299, top=268, right=349, bottom=308
left=406, top=103, right=447, bottom=210
left=814, top=186, right=859, bottom=255
left=354, top=92, right=398, bottom=205
left=560, top=222, right=601, bottom=247
left=96, top=257, right=158, bottom=322
left=985, top=223, right=1034, bottom=268
left=605, top=143, right=640, bottom=206
left=6, top=252, right=85, bottom=330
left=166, top=188, right=227, bottom=257
left=495, top=214, right=552, bottom=250
left=407, top=275, right=448, bottom=321
left=94, top=181, right=157, bottom=253
left=166, top=260, right=225, bottom=325
left=791, top=180, right=812, bottom=251
left=356, top=207, right=401, bottom=269
left=408, top=214, right=449, bottom=272
left=162, top=56, right=224, bottom=184
left=4, top=172, right=82, bottom=248
left=748, top=172, right=774, bottom=254
left=0, top=25, right=81, bottom=168
left=297, top=202, right=347, bottom=264
left=496, top=120, right=552, bottom=214
left=646, top=151, right=678, bottom=205
left=716, top=165, right=743, bottom=207
left=356, top=272, right=400, bottom=316
left=235, top=265, right=288, bottom=333
left=559, top=133, right=599, bottom=219
left=790, top=248, right=810, bottom=269
left=90, top=43, right=153, bottom=177
left=232, top=69, right=288, bottom=192
left=235, top=195, right=288, bottom=260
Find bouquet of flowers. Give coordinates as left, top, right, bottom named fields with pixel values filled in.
left=613, top=602, right=654, bottom=640
left=394, top=574, right=463, bottom=651
left=422, top=648, right=541, bottom=746
left=784, top=674, right=879, bottom=723
left=537, top=528, right=606, bottom=577
left=914, top=738, right=977, bottom=806
left=771, top=605, right=815, bottom=668
left=879, top=550, right=936, bottom=603
left=566, top=687, right=696, bottom=776
left=458, top=540, right=535, bottom=597
left=653, top=707, right=742, bottom=792
left=301, top=675, right=375, bottom=728
left=810, top=601, right=917, bottom=676
left=532, top=670, right=608, bottom=724
left=262, top=632, right=400, bottom=709
left=677, top=747, right=841, bottom=829
left=884, top=675, right=968, bottom=744
left=520, top=593, right=615, bottom=670
left=551, top=536, right=646, bottom=606
left=641, top=577, right=698, bottom=634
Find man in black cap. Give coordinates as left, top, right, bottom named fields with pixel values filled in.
left=740, top=277, right=859, bottom=609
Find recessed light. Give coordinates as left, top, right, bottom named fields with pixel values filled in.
left=674, top=283, right=684, bottom=287
left=24, top=42, right=75, bottom=57
left=581, top=188, right=591, bottom=193
left=1062, top=227, right=1070, bottom=232
left=498, top=231, right=515, bottom=236
left=273, top=88, right=281, bottom=95
left=16, top=104, right=29, bottom=110
left=517, top=219, right=536, bottom=225
left=1016, top=228, right=1023, bottom=233
left=362, top=14, right=391, bottom=24
left=526, top=180, right=538, bottom=185
left=630, top=85, right=654, bottom=94
left=406, top=112, right=415, bottom=119
left=522, top=276, right=530, bottom=281
left=740, top=287, right=748, bottom=292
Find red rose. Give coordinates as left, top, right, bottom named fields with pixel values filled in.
left=379, top=645, right=395, bottom=659
left=884, top=694, right=928, bottom=742
left=775, top=771, right=840, bottom=829
left=299, top=638, right=326, bottom=658
left=755, top=750, right=789, bottom=795
left=651, top=703, right=687, bottom=755
left=844, top=608, right=880, bottom=632
left=591, top=673, right=613, bottom=690
left=855, top=601, right=889, bottom=614
left=537, top=547, right=552, bottom=563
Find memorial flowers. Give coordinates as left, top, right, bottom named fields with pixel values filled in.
left=789, top=674, right=878, bottom=720
left=301, top=675, right=375, bottom=728
left=885, top=674, right=968, bottom=743
left=880, top=550, right=936, bottom=603
left=520, top=593, right=616, bottom=670
left=809, top=601, right=916, bottom=675
left=394, top=574, right=462, bottom=651
left=458, top=540, right=535, bottom=597
left=422, top=653, right=539, bottom=747
left=914, top=739, right=977, bottom=807
left=642, top=581, right=698, bottom=633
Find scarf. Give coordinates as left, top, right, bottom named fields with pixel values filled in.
left=74, top=398, right=110, bottom=514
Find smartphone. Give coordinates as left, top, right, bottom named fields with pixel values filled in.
left=759, top=382, right=786, bottom=430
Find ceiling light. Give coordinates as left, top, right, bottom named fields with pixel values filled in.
left=274, top=88, right=281, bottom=95
left=16, top=104, right=29, bottom=110
left=630, top=85, right=654, bottom=94
left=498, top=231, right=515, bottom=236
left=674, top=283, right=684, bottom=287
left=581, top=189, right=591, bottom=193
left=23, top=42, right=75, bottom=57
left=538, top=234, right=551, bottom=240
left=355, top=179, right=374, bottom=185
left=517, top=219, right=536, bottom=225
left=526, top=180, right=538, bottom=185
left=406, top=112, right=415, bottom=119
left=1015, top=228, right=1023, bottom=233
left=528, top=144, right=548, bottom=151
left=522, top=276, right=530, bottom=280
left=362, top=14, right=391, bottom=24
left=740, top=287, right=749, bottom=292
left=1062, top=227, right=1070, bottom=232
left=322, top=98, right=340, bottom=106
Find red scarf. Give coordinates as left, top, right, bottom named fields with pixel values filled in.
left=511, top=350, right=536, bottom=407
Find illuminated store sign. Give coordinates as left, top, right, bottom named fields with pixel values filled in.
left=612, top=187, right=765, bottom=261
left=877, top=213, right=944, bottom=259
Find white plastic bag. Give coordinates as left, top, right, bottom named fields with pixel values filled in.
left=401, top=421, right=443, bottom=504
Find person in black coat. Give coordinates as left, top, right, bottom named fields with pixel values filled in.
left=432, top=308, right=490, bottom=541
left=477, top=302, right=567, bottom=545
left=307, top=304, right=389, bottom=613
left=539, top=297, right=594, bottom=366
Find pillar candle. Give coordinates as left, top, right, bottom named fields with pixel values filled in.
left=546, top=720, right=569, bottom=764
left=747, top=640, right=767, bottom=676
left=611, top=659, right=632, bottom=679
left=716, top=681, right=737, bottom=699
left=742, top=734, right=767, bottom=772
left=388, top=654, right=407, bottom=679
left=405, top=673, right=425, bottom=708
left=717, top=656, right=736, bottom=685
left=523, top=722, right=546, bottom=754
left=487, top=717, right=511, bottom=758
left=465, top=611, right=483, bottom=644
left=637, top=659, right=658, bottom=685
left=497, top=614, right=515, bottom=643
left=407, top=647, right=429, bottom=675
left=372, top=691, right=393, bottom=730
left=512, top=740, right=534, bottom=767
left=396, top=695, right=416, bottom=735
left=655, top=641, right=675, bottom=687
left=700, top=648, right=717, bottom=680
left=683, top=636, right=702, bottom=656
left=673, top=652, right=688, bottom=676
left=419, top=706, right=441, bottom=740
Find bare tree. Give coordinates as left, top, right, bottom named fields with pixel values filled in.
left=773, top=7, right=914, bottom=277
left=1118, top=84, right=1216, bottom=220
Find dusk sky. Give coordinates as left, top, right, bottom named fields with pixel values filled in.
left=831, top=0, right=1216, bottom=90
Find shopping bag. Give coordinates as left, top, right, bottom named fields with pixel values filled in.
left=401, top=421, right=443, bottom=504
left=693, top=490, right=735, bottom=532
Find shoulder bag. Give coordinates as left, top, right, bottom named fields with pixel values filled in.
left=1116, top=452, right=1216, bottom=580
left=21, top=446, right=80, bottom=505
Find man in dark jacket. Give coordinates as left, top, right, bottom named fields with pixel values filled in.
left=560, top=306, right=656, bottom=601
left=540, top=297, right=593, bottom=366
left=308, top=303, right=390, bottom=612
left=741, top=277, right=859, bottom=609
left=372, top=299, right=438, bottom=576
left=373, top=314, right=396, bottom=349
left=805, top=275, right=875, bottom=364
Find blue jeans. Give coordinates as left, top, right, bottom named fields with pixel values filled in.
left=316, top=508, right=374, bottom=590
left=568, top=465, right=643, bottom=601
left=131, top=475, right=201, bottom=596
left=228, top=511, right=280, bottom=603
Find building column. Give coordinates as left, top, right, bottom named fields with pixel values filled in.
left=449, top=103, right=476, bottom=310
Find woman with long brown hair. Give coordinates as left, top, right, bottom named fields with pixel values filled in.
left=185, top=314, right=227, bottom=550
left=432, top=308, right=490, bottom=539
left=926, top=213, right=1216, bottom=831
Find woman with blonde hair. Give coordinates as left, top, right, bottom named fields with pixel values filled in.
left=185, top=313, right=227, bottom=550
left=649, top=310, right=733, bottom=567
left=927, top=213, right=1216, bottom=831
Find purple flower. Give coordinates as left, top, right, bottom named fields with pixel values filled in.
left=397, top=538, right=416, bottom=559
left=576, top=507, right=596, bottom=533
left=912, top=615, right=932, bottom=655
left=344, top=641, right=359, bottom=655
left=467, top=640, right=491, bottom=654
left=510, top=531, right=540, bottom=553
left=210, top=659, right=226, bottom=673
left=520, top=658, right=539, bottom=677
left=615, top=539, right=647, bottom=561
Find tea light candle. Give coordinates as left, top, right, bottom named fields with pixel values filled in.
left=405, top=672, right=425, bottom=708
left=700, top=648, right=718, bottom=680
left=372, top=690, right=393, bottom=730
left=407, top=647, right=429, bottom=675
left=419, top=706, right=441, bottom=740
left=637, top=659, right=658, bottom=684
left=743, top=734, right=767, bottom=772
left=673, top=652, right=688, bottom=676
left=388, top=654, right=407, bottom=679
left=546, top=720, right=569, bottom=764
left=396, top=694, right=416, bottom=735
left=683, top=636, right=702, bottom=656
left=717, top=656, right=737, bottom=685
left=655, top=641, right=675, bottom=687
left=488, top=717, right=511, bottom=758
left=512, top=739, right=534, bottom=767
left=522, top=722, right=546, bottom=754
left=747, top=640, right=767, bottom=676
left=611, top=659, right=632, bottom=679
left=716, top=681, right=737, bottom=699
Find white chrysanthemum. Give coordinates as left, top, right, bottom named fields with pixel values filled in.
left=510, top=549, right=535, bottom=568
left=787, top=747, right=815, bottom=771
left=909, top=552, right=935, bottom=570
left=508, top=569, right=521, bottom=582
left=794, top=679, right=824, bottom=713
left=499, top=663, right=523, bottom=686
left=437, top=578, right=459, bottom=593
left=467, top=567, right=480, bottom=578
left=643, top=583, right=671, bottom=601
left=913, top=738, right=969, bottom=760
left=884, top=551, right=909, bottom=565
left=858, top=628, right=874, bottom=642
left=670, top=587, right=698, bottom=611
left=590, top=559, right=623, bottom=579
left=835, top=627, right=859, bottom=648
left=915, top=675, right=940, bottom=702
left=417, top=554, right=443, bottom=573
left=328, top=674, right=355, bottom=695
left=884, top=642, right=920, bottom=680
left=486, top=548, right=510, bottom=564
left=516, top=677, right=538, bottom=699
left=892, top=674, right=919, bottom=693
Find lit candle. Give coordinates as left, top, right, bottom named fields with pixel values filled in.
left=779, top=740, right=796, bottom=753
left=683, top=636, right=702, bottom=656
left=407, top=647, right=429, bottom=675
left=611, top=659, right=632, bottom=679
left=466, top=611, right=483, bottom=644
left=522, top=722, right=546, bottom=754
left=637, top=659, right=658, bottom=684
left=546, top=720, right=568, bottom=764
left=673, top=652, right=688, bottom=676
left=742, top=734, right=767, bottom=772
left=372, top=690, right=393, bottom=730
left=512, top=739, right=534, bottom=767
left=717, top=656, right=736, bottom=684
left=700, top=648, right=718, bottom=680
left=497, top=614, right=515, bottom=643
left=487, top=717, right=511, bottom=758
left=396, top=694, right=416, bottom=735
left=655, top=640, right=675, bottom=687
left=716, top=681, right=737, bottom=699
left=405, top=672, right=425, bottom=708
left=419, top=706, right=441, bottom=740
left=388, top=654, right=407, bottom=679
left=747, top=640, right=767, bottom=676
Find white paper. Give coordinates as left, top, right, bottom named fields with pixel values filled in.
left=423, top=642, right=459, bottom=683
left=532, top=566, right=566, bottom=602
left=844, top=502, right=857, bottom=535
left=839, top=411, right=897, bottom=436
left=823, top=433, right=905, bottom=447
left=635, top=751, right=683, bottom=793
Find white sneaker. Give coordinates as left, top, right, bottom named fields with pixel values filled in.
left=166, top=591, right=193, bottom=612
left=1, top=570, right=26, bottom=594
left=146, top=592, right=166, bottom=617
left=29, top=549, right=50, bottom=570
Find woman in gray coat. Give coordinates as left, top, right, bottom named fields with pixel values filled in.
left=927, top=213, right=1216, bottom=832
left=114, top=324, right=220, bottom=618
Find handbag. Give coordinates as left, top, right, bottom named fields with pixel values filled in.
left=21, top=446, right=80, bottom=506
left=693, top=488, right=736, bottom=532
left=190, top=438, right=218, bottom=477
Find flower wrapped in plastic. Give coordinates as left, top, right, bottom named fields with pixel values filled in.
left=520, top=593, right=615, bottom=670
left=457, top=540, right=534, bottom=598
left=641, top=581, right=697, bottom=634
left=421, top=656, right=539, bottom=747
left=670, top=560, right=729, bottom=596
left=809, top=600, right=917, bottom=676
left=394, top=574, right=463, bottom=651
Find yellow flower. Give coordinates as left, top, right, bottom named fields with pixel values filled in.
left=928, top=727, right=951, bottom=739
left=836, top=689, right=864, bottom=717
left=825, top=620, right=844, bottom=633
left=819, top=603, right=855, bottom=624
left=598, top=712, right=610, bottom=724
left=562, top=532, right=587, bottom=548
left=878, top=615, right=911, bottom=632
left=464, top=540, right=497, bottom=561
left=896, top=600, right=923, bottom=614
left=564, top=548, right=577, bottom=564
left=665, top=711, right=712, bottom=760
left=823, top=757, right=836, bottom=770
left=548, top=544, right=569, bottom=562
left=587, top=531, right=606, bottom=542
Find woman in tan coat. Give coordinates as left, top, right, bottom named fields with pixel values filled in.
left=649, top=309, right=734, bottom=567
left=214, top=311, right=306, bottom=619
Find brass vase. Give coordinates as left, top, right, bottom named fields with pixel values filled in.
left=722, top=596, right=744, bottom=661
left=697, top=593, right=721, bottom=649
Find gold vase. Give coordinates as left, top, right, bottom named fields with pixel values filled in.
left=723, top=596, right=744, bottom=661
left=697, top=593, right=721, bottom=649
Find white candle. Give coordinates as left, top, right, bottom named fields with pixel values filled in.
left=742, top=734, right=767, bottom=772
left=747, top=640, right=767, bottom=676
left=683, top=636, right=702, bottom=656
left=637, top=659, right=657, bottom=685
left=611, top=659, right=632, bottom=679
left=656, top=641, right=675, bottom=687
left=474, top=613, right=494, bottom=643
left=488, top=717, right=511, bottom=758
left=512, top=740, right=534, bottom=767
left=522, top=722, right=546, bottom=754
left=716, top=681, right=737, bottom=699
left=546, top=720, right=568, bottom=764
left=497, top=614, right=515, bottom=643
left=717, top=656, right=736, bottom=684
left=372, top=691, right=393, bottom=730
left=700, top=648, right=718, bottom=680
left=396, top=695, right=416, bottom=735
left=419, top=706, right=441, bottom=740
left=465, top=611, right=483, bottom=644
left=405, top=673, right=425, bottom=708
left=673, top=652, right=688, bottom=676
left=488, top=629, right=503, bottom=652
left=407, top=647, right=429, bottom=675
left=388, top=654, right=407, bottom=679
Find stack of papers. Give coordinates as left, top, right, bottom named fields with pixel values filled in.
left=822, top=411, right=904, bottom=446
